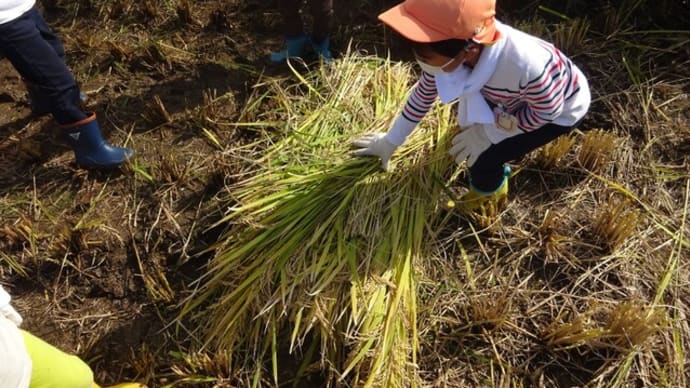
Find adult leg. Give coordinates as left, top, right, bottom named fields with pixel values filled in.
left=0, top=7, right=133, bottom=168
left=308, top=0, right=333, bottom=60
left=0, top=7, right=84, bottom=125
left=32, top=10, right=66, bottom=61
left=271, top=0, right=310, bottom=61
left=278, top=0, right=305, bottom=37
left=309, top=0, right=333, bottom=43
left=21, top=7, right=78, bottom=115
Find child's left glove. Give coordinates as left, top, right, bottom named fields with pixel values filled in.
left=353, top=132, right=398, bottom=172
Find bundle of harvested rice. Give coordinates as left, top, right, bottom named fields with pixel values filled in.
left=183, top=55, right=460, bottom=387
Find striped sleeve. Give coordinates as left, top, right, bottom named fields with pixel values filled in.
left=514, top=49, right=568, bottom=131
left=385, top=71, right=438, bottom=146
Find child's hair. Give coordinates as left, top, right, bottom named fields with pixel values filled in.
left=408, top=39, right=477, bottom=58
left=417, top=39, right=472, bottom=58
left=410, top=39, right=472, bottom=58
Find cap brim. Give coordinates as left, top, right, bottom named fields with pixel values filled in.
left=378, top=4, right=449, bottom=43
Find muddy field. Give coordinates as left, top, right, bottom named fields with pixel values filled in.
left=0, top=0, right=688, bottom=387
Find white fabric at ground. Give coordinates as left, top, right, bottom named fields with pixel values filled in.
left=0, top=287, right=31, bottom=388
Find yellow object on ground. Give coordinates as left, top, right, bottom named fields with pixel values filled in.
left=21, top=330, right=93, bottom=388
left=21, top=331, right=147, bottom=388
left=458, top=178, right=509, bottom=212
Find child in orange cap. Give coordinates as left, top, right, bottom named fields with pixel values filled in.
left=354, top=0, right=590, bottom=211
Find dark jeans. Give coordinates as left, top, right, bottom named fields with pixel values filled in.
left=469, top=122, right=580, bottom=192
left=0, top=7, right=86, bottom=125
left=278, top=0, right=333, bottom=43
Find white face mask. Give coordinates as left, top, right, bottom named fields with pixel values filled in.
left=416, top=56, right=457, bottom=76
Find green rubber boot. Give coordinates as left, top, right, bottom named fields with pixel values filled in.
left=459, top=165, right=511, bottom=212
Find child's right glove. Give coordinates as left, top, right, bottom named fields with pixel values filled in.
left=450, top=120, right=523, bottom=166
left=449, top=124, right=492, bottom=167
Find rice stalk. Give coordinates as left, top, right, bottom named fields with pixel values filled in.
left=176, top=0, right=194, bottom=24
left=538, top=134, right=575, bottom=169
left=578, top=129, right=617, bottom=172
left=542, top=310, right=605, bottom=351
left=587, top=171, right=690, bottom=250
left=592, top=195, right=640, bottom=250
left=552, top=18, right=590, bottom=54
left=468, top=290, right=511, bottom=331
left=142, top=94, right=172, bottom=126
left=536, top=210, right=569, bottom=262
left=0, top=251, right=27, bottom=277
left=602, top=302, right=667, bottom=351
left=182, top=54, right=457, bottom=386
left=606, top=180, right=690, bottom=386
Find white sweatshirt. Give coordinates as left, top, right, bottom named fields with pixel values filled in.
left=0, top=286, right=31, bottom=388
left=385, top=20, right=591, bottom=146
left=0, top=0, right=35, bottom=25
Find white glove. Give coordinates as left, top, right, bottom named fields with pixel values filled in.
left=353, top=132, right=398, bottom=171
left=449, top=124, right=492, bottom=167
left=0, top=304, right=22, bottom=327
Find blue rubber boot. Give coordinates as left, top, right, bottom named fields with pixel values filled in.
left=61, top=113, right=134, bottom=169
left=312, top=36, right=333, bottom=62
left=270, top=35, right=309, bottom=62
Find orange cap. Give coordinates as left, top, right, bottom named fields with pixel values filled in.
left=379, top=0, right=499, bottom=44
